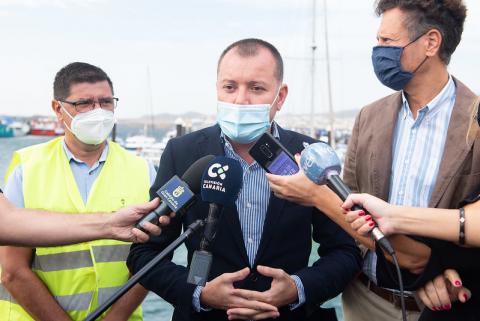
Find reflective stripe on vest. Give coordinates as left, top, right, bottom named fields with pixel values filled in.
left=32, top=244, right=131, bottom=273
left=92, top=244, right=131, bottom=263
left=97, top=286, right=123, bottom=307
left=32, top=250, right=93, bottom=271
left=0, top=138, right=150, bottom=321
left=55, top=292, right=94, bottom=312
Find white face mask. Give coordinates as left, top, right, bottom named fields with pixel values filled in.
left=61, top=104, right=116, bottom=145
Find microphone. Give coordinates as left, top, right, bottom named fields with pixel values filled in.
left=135, top=155, right=215, bottom=232
left=300, top=143, right=395, bottom=255
left=187, top=156, right=243, bottom=286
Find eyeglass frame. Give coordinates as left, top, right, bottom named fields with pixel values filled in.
left=58, top=97, right=119, bottom=113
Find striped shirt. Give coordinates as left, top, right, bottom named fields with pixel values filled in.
left=192, top=123, right=305, bottom=312
left=363, top=75, right=456, bottom=283
left=224, top=126, right=276, bottom=267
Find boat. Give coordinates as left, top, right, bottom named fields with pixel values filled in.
left=123, top=135, right=162, bottom=169
left=0, top=122, right=14, bottom=138
left=8, top=121, right=30, bottom=137
left=30, top=118, right=64, bottom=136
left=123, top=129, right=176, bottom=169
left=0, top=117, right=30, bottom=137
left=123, top=135, right=156, bottom=152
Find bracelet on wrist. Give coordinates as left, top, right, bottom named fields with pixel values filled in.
left=459, top=207, right=466, bottom=245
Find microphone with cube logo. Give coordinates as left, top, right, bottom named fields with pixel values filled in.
left=187, top=156, right=243, bottom=286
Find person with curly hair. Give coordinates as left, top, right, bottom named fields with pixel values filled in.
left=340, top=1, right=478, bottom=320
left=263, top=0, right=477, bottom=320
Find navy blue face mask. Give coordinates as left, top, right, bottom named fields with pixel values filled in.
left=371, top=35, right=427, bottom=91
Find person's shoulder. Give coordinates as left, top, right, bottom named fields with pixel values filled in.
left=12, top=138, right=63, bottom=169
left=452, top=76, right=476, bottom=100
left=167, top=124, right=220, bottom=146
left=281, top=128, right=318, bottom=144
left=16, top=138, right=60, bottom=155
left=278, top=127, right=322, bottom=155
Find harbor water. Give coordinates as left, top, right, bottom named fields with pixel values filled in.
left=0, top=135, right=342, bottom=321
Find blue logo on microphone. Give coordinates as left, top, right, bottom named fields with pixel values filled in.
left=159, top=175, right=195, bottom=211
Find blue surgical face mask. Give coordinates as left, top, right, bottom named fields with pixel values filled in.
left=217, top=88, right=281, bottom=144
left=372, top=34, right=427, bottom=91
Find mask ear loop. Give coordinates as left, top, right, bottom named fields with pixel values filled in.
left=269, top=85, right=283, bottom=131
left=58, top=101, right=75, bottom=133
left=271, top=85, right=283, bottom=107
left=412, top=56, right=428, bottom=73
left=403, top=32, right=429, bottom=74
left=403, top=32, right=427, bottom=49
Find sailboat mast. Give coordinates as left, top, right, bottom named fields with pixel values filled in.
left=146, top=66, right=155, bottom=135
left=310, top=0, right=317, bottom=138
left=323, top=0, right=335, bottom=147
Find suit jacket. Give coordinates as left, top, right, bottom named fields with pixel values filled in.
left=127, top=124, right=361, bottom=321
left=343, top=77, right=480, bottom=320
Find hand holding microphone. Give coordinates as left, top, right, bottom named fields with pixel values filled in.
left=300, top=143, right=408, bottom=321
left=135, top=155, right=215, bottom=232
left=342, top=193, right=400, bottom=237
left=300, top=142, right=395, bottom=255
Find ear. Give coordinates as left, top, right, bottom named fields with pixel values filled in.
left=425, top=29, right=442, bottom=58
left=274, top=84, right=289, bottom=112
left=51, top=99, right=66, bottom=123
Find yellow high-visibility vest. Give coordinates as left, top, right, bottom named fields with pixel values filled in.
left=0, top=137, right=150, bottom=321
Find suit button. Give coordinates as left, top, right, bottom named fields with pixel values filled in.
left=249, top=273, right=258, bottom=282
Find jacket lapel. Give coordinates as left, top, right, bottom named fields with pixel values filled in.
left=254, top=126, right=294, bottom=265
left=196, top=125, right=250, bottom=265
left=370, top=93, right=403, bottom=201
left=429, top=78, right=477, bottom=207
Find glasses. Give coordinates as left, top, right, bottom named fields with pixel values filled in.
left=59, top=97, right=119, bottom=113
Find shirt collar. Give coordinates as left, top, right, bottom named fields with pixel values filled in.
left=221, top=122, right=280, bottom=166
left=61, top=139, right=109, bottom=165
left=400, top=74, right=455, bottom=120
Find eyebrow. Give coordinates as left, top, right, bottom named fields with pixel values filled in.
left=220, top=79, right=237, bottom=84
left=74, top=96, right=113, bottom=101
left=377, top=32, right=400, bottom=42
left=248, top=81, right=268, bottom=87
left=219, top=79, right=270, bottom=88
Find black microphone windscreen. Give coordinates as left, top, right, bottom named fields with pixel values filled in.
left=182, top=155, right=216, bottom=193
left=201, top=156, right=242, bottom=205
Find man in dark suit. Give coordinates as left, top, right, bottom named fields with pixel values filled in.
left=127, top=38, right=361, bottom=321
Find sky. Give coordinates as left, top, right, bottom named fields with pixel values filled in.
left=0, top=0, right=479, bottom=119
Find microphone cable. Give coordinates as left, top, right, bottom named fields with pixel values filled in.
left=377, top=240, right=406, bottom=321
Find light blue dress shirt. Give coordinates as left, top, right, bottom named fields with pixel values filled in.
left=192, top=123, right=306, bottom=313
left=363, top=75, right=456, bottom=284
left=4, top=139, right=156, bottom=208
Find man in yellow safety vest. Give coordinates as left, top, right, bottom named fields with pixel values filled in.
left=0, top=62, right=157, bottom=321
